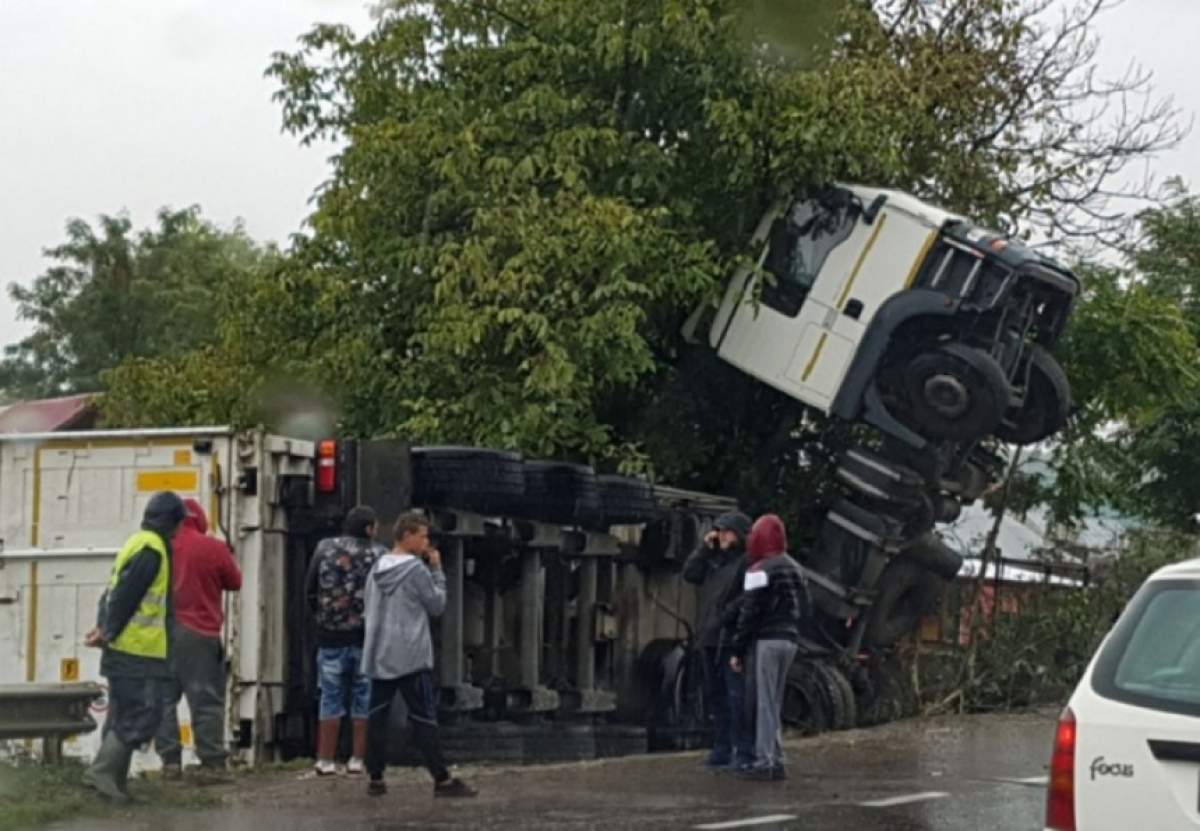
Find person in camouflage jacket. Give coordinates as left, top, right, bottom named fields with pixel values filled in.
left=305, top=505, right=386, bottom=775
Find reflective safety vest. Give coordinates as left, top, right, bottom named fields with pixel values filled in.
left=107, top=530, right=170, bottom=660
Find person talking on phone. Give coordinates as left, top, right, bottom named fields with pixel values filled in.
left=359, top=511, right=476, bottom=799
left=682, top=511, right=753, bottom=771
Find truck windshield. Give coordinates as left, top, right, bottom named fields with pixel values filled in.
left=760, top=195, right=858, bottom=317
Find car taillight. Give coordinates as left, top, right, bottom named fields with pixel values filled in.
left=1046, top=706, right=1077, bottom=831
left=316, top=440, right=337, bottom=493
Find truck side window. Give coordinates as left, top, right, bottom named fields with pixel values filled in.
left=760, top=197, right=857, bottom=317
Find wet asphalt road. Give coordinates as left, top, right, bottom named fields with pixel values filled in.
left=50, top=709, right=1059, bottom=831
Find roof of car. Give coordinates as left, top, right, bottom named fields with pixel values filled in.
left=1151, top=558, right=1200, bottom=580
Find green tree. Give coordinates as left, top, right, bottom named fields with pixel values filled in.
left=1097, top=191, right=1200, bottom=527
left=105, top=0, right=1179, bottom=534
left=0, top=207, right=271, bottom=400
left=1005, top=191, right=1200, bottom=530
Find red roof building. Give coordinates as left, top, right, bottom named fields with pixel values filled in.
left=0, top=394, right=98, bottom=433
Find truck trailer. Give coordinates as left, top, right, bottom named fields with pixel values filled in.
left=0, top=428, right=744, bottom=768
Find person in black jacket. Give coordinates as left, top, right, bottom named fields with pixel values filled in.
left=683, top=511, right=753, bottom=770
left=729, top=513, right=810, bottom=781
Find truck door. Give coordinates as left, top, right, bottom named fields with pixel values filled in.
left=710, top=192, right=869, bottom=412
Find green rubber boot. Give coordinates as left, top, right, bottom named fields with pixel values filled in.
left=82, top=733, right=133, bottom=803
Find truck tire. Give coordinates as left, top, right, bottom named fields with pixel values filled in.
left=996, top=345, right=1071, bottom=445
left=595, top=474, right=658, bottom=527
left=902, top=343, right=1011, bottom=441
left=864, top=557, right=946, bottom=648
left=812, top=662, right=857, bottom=731
left=641, top=640, right=706, bottom=751
left=516, top=460, right=603, bottom=527
left=783, top=660, right=833, bottom=736
left=411, top=446, right=525, bottom=515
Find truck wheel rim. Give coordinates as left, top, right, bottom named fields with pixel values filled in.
left=923, top=373, right=969, bottom=418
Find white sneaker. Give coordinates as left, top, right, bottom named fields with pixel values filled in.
left=314, top=759, right=338, bottom=776
left=346, top=757, right=364, bottom=775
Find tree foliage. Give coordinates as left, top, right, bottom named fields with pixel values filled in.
left=0, top=207, right=270, bottom=400
left=1009, top=188, right=1200, bottom=529
left=101, top=0, right=1180, bottom=532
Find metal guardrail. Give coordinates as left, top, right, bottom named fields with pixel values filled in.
left=0, top=682, right=104, bottom=763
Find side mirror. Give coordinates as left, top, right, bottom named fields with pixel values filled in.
left=862, top=194, right=887, bottom=225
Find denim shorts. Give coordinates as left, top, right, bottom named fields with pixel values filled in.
left=317, top=645, right=371, bottom=720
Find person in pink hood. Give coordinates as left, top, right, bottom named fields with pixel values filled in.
left=728, top=514, right=811, bottom=781
left=154, top=498, right=241, bottom=779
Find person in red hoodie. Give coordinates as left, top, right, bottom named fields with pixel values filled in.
left=154, top=498, right=242, bottom=780
left=728, top=514, right=811, bottom=781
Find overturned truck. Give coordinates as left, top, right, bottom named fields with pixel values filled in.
left=0, top=186, right=1079, bottom=766
left=685, top=182, right=1079, bottom=730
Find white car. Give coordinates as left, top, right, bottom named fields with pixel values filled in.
left=1047, top=558, right=1200, bottom=830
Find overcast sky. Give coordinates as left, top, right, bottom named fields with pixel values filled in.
left=1, top=1, right=1197, bottom=351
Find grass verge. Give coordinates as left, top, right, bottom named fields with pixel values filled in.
left=0, top=759, right=221, bottom=831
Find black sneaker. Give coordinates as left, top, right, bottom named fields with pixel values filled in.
left=434, top=777, right=477, bottom=798
left=771, top=765, right=787, bottom=781
left=735, top=765, right=778, bottom=781
left=367, top=779, right=387, bottom=797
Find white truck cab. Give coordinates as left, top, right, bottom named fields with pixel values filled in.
left=701, top=183, right=1079, bottom=453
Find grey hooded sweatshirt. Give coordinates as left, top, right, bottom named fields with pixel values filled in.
left=360, top=552, right=447, bottom=680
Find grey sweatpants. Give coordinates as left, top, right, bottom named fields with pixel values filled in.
left=754, top=638, right=798, bottom=769
left=155, top=624, right=228, bottom=766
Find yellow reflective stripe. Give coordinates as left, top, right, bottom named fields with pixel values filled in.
left=837, top=214, right=888, bottom=309
left=902, top=230, right=940, bottom=289
left=129, top=614, right=163, bottom=628
left=903, top=230, right=940, bottom=289
left=801, top=333, right=829, bottom=383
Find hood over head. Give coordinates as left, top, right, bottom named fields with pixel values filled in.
left=182, top=498, right=208, bottom=535
left=142, top=491, right=187, bottom=539
left=712, top=511, right=752, bottom=543
left=747, top=514, right=788, bottom=564
left=371, top=552, right=424, bottom=596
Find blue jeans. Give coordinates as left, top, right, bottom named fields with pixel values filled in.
left=317, top=645, right=371, bottom=720
left=703, top=647, right=753, bottom=766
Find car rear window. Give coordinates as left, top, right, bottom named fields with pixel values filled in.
left=1092, top=579, right=1200, bottom=716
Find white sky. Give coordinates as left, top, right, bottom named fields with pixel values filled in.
left=1, top=0, right=1198, bottom=350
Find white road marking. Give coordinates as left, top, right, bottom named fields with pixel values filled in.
left=859, top=791, right=950, bottom=808
left=981, top=774, right=1049, bottom=787
left=694, top=815, right=799, bottom=830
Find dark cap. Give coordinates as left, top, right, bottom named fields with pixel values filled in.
left=712, top=511, right=752, bottom=541
left=142, top=491, right=187, bottom=537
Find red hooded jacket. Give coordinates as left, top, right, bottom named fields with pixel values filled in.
left=173, top=498, right=242, bottom=637
left=747, top=514, right=788, bottom=566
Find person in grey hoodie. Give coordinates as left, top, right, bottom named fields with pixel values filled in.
left=360, top=511, right=476, bottom=798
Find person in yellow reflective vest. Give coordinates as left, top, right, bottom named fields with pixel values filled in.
left=82, top=491, right=187, bottom=802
